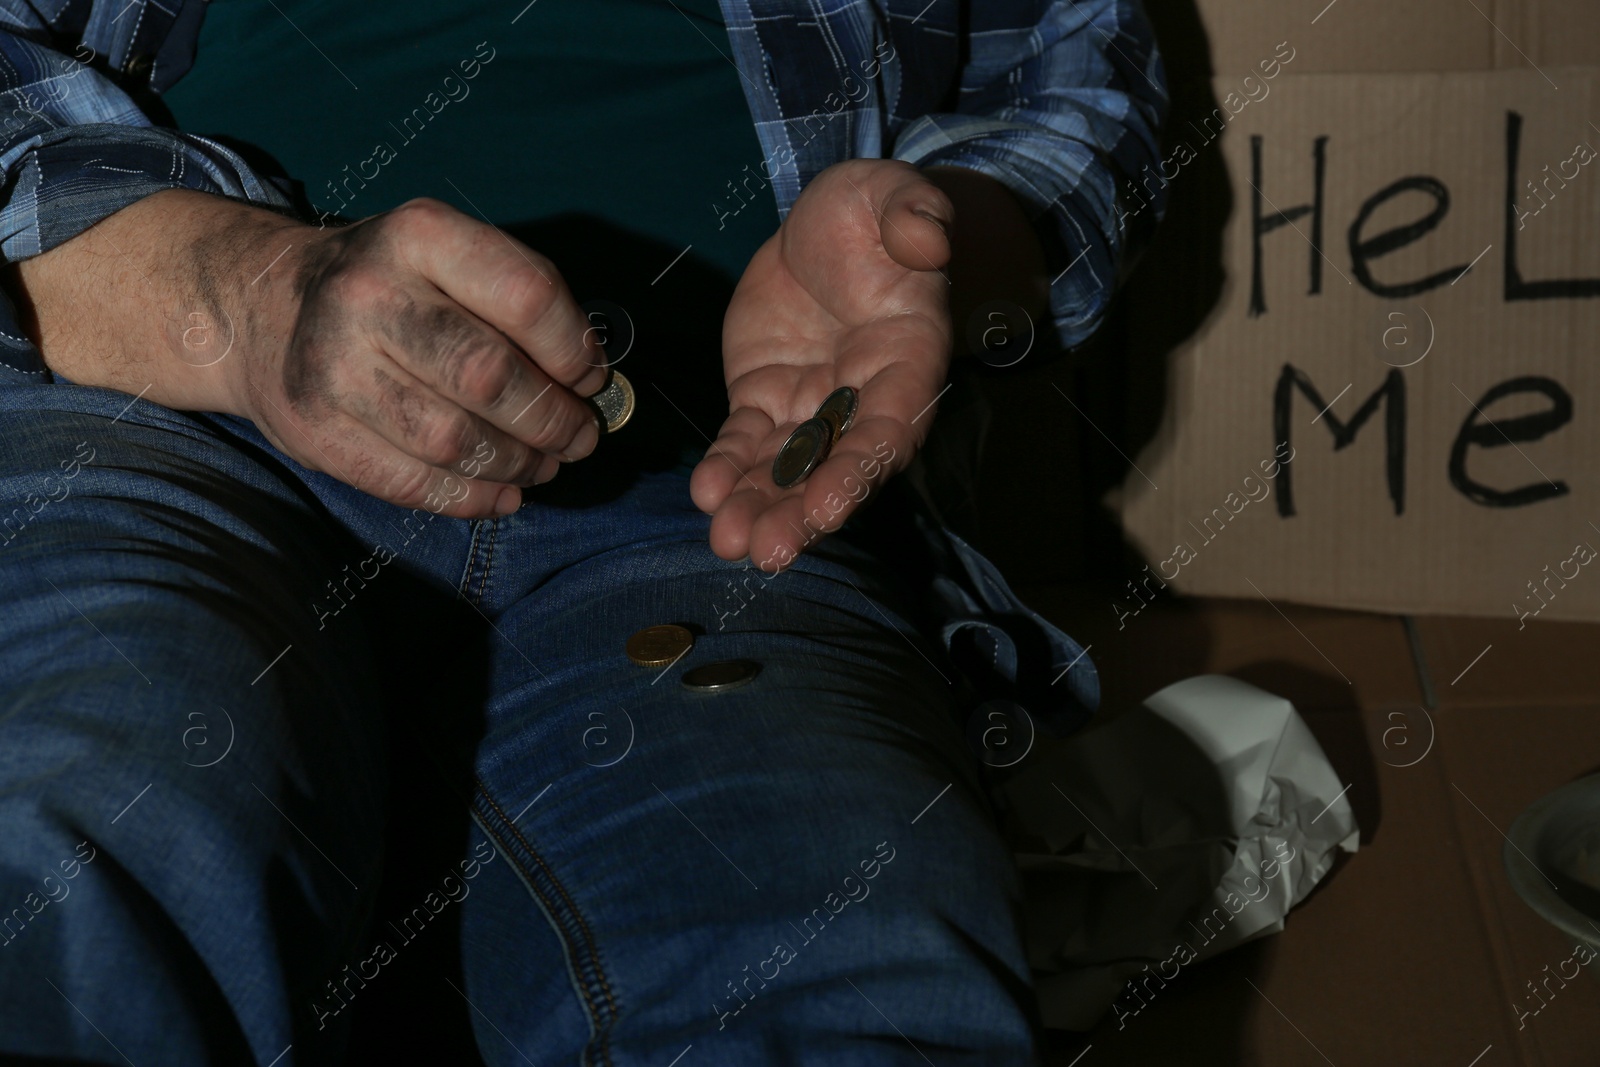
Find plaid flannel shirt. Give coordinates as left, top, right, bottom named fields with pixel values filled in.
left=0, top=0, right=1165, bottom=380
left=0, top=0, right=1168, bottom=724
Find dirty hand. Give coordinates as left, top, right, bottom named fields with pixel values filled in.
left=232, top=197, right=608, bottom=518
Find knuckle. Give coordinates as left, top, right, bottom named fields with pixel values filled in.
left=383, top=465, right=438, bottom=507
left=516, top=399, right=578, bottom=450
left=389, top=197, right=452, bottom=231
left=321, top=262, right=388, bottom=309
left=511, top=451, right=542, bottom=484
left=417, top=411, right=476, bottom=468
left=451, top=341, right=515, bottom=407
left=403, top=302, right=513, bottom=405
left=498, top=262, right=560, bottom=330
left=344, top=452, right=425, bottom=507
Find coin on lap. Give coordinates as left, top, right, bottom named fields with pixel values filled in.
left=626, top=624, right=693, bottom=667
left=681, top=659, right=760, bottom=692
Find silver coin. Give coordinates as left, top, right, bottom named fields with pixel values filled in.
left=815, top=386, right=858, bottom=446
left=771, top=417, right=832, bottom=488
left=586, top=370, right=635, bottom=433
left=681, top=659, right=761, bottom=692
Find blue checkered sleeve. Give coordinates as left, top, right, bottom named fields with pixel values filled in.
left=891, top=0, right=1167, bottom=350
left=0, top=25, right=288, bottom=262
left=0, top=8, right=287, bottom=376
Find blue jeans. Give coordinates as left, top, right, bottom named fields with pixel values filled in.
left=0, top=376, right=1044, bottom=1065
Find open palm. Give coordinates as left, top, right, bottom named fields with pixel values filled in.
left=690, top=159, right=954, bottom=569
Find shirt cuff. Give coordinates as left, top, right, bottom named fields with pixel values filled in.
left=0, top=122, right=291, bottom=378
left=893, top=113, right=1153, bottom=352
left=0, top=123, right=292, bottom=263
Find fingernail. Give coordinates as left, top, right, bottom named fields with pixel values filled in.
left=533, top=453, right=560, bottom=484
left=579, top=364, right=610, bottom=398
left=913, top=207, right=950, bottom=235
left=495, top=486, right=521, bottom=515
left=561, top=420, right=599, bottom=462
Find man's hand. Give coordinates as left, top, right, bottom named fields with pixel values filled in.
left=233, top=197, right=607, bottom=518
left=11, top=191, right=606, bottom=518
left=691, top=159, right=954, bottom=569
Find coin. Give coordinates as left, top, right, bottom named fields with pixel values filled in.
left=586, top=370, right=635, bottom=433
left=681, top=659, right=761, bottom=692
left=815, top=386, right=858, bottom=446
left=625, top=624, right=693, bottom=667
left=771, top=417, right=832, bottom=488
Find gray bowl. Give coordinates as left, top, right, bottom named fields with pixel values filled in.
left=1504, top=773, right=1600, bottom=961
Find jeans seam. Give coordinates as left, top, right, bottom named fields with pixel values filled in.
left=459, top=518, right=484, bottom=597
left=472, top=777, right=620, bottom=1067
left=475, top=517, right=501, bottom=606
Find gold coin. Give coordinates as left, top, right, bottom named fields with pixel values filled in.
left=626, top=624, right=693, bottom=667
left=681, top=659, right=761, bottom=692
left=587, top=370, right=635, bottom=434
left=771, top=417, right=831, bottom=488
left=814, top=386, right=858, bottom=447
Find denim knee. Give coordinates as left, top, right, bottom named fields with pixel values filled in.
left=0, top=384, right=391, bottom=1064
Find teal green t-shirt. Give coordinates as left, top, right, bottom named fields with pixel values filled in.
left=160, top=0, right=773, bottom=285
left=161, top=1, right=779, bottom=466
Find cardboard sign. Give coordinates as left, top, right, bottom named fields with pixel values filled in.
left=1117, top=68, right=1600, bottom=621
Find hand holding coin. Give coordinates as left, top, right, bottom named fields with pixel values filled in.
left=584, top=370, right=635, bottom=434
left=690, top=159, right=954, bottom=569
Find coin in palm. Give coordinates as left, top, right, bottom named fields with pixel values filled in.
left=771, top=417, right=832, bottom=488
left=814, top=386, right=858, bottom=446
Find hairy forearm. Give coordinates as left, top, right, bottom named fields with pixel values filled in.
left=5, top=189, right=309, bottom=414
left=919, top=165, right=1049, bottom=356
left=3, top=185, right=616, bottom=517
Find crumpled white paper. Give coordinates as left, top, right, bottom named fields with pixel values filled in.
left=995, top=675, right=1359, bottom=1030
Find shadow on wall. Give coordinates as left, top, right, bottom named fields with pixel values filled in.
left=964, top=0, right=1230, bottom=591
left=949, top=5, right=1366, bottom=1058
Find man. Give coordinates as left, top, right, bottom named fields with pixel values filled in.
left=0, top=1, right=1163, bottom=1063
